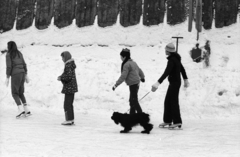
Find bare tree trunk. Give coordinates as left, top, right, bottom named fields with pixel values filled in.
left=202, top=0, right=213, bottom=30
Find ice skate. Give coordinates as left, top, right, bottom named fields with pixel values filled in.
left=23, top=104, right=31, bottom=117
left=159, top=122, right=172, bottom=128
left=16, top=111, right=25, bottom=119
left=16, top=105, right=25, bottom=119
left=25, top=111, right=32, bottom=117
left=168, top=123, right=182, bottom=130
left=61, top=120, right=74, bottom=126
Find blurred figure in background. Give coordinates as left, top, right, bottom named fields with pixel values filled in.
left=190, top=43, right=202, bottom=63
left=203, top=40, right=211, bottom=67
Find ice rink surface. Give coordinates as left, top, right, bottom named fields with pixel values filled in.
left=0, top=106, right=240, bottom=157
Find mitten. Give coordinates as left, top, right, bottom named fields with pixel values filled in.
left=184, top=79, right=190, bottom=88
left=25, top=74, right=30, bottom=83
left=112, top=85, right=117, bottom=91
left=5, top=78, right=9, bottom=87
left=151, top=82, right=160, bottom=92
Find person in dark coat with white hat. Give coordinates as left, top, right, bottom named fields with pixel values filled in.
left=152, top=43, right=189, bottom=129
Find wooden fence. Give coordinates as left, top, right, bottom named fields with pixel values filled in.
left=0, top=0, right=239, bottom=33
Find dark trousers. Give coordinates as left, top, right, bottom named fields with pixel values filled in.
left=163, top=82, right=182, bottom=124
left=11, top=73, right=26, bottom=106
left=129, top=84, right=142, bottom=114
left=64, top=94, right=75, bottom=121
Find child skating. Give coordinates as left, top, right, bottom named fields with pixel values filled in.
left=5, top=41, right=31, bottom=118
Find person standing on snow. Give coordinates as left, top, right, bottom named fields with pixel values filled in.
left=112, top=48, right=145, bottom=114
left=203, top=40, right=211, bottom=67
left=58, top=51, right=78, bottom=125
left=5, top=41, right=31, bottom=118
left=151, top=43, right=189, bottom=129
left=191, top=43, right=202, bottom=63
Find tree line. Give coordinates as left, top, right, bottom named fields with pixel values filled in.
left=0, top=0, right=239, bottom=33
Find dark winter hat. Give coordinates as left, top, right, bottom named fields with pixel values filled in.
left=61, top=51, right=72, bottom=62
left=165, top=43, right=176, bottom=53
left=120, top=48, right=130, bottom=58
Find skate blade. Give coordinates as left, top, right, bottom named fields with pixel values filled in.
left=168, top=125, right=183, bottom=130
left=168, top=128, right=183, bottom=130
left=61, top=122, right=75, bottom=126
left=25, top=114, right=32, bottom=117
left=159, top=124, right=171, bottom=128
left=16, top=112, right=26, bottom=119
left=62, top=124, right=75, bottom=126
left=16, top=115, right=26, bottom=119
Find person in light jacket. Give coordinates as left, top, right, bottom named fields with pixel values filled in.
left=5, top=41, right=31, bottom=118
left=58, top=51, right=78, bottom=125
left=152, top=43, right=189, bottom=129
left=113, top=48, right=145, bottom=114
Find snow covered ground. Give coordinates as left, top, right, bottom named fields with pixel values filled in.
left=0, top=16, right=240, bottom=156
left=0, top=106, right=239, bottom=157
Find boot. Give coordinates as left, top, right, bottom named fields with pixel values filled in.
left=61, top=111, right=74, bottom=125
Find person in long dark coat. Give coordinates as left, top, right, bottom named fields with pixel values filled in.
left=58, top=51, right=78, bottom=125
left=5, top=41, right=31, bottom=118
left=152, top=43, right=189, bottom=129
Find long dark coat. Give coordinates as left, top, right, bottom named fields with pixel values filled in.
left=158, top=53, right=188, bottom=84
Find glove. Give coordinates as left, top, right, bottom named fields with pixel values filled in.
left=5, top=78, right=9, bottom=87
left=25, top=74, right=30, bottom=83
left=112, top=85, right=117, bottom=91
left=184, top=79, right=190, bottom=88
left=57, top=76, right=61, bottom=81
left=151, top=82, right=160, bottom=92
left=140, top=78, right=145, bottom=83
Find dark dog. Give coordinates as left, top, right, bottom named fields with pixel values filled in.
left=111, top=112, right=153, bottom=134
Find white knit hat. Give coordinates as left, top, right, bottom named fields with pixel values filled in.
left=165, top=43, right=176, bottom=52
